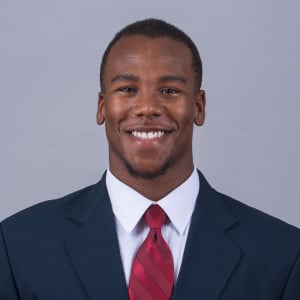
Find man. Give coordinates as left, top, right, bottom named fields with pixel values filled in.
left=1, top=19, right=300, bottom=299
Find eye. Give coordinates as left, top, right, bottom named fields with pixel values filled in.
left=117, top=86, right=137, bottom=93
left=161, top=87, right=179, bottom=94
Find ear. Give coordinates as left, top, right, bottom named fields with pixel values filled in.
left=194, top=89, right=206, bottom=126
left=96, top=92, right=105, bottom=125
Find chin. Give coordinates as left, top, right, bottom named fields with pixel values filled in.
left=124, top=160, right=170, bottom=180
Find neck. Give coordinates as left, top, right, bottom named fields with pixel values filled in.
left=109, top=164, right=194, bottom=201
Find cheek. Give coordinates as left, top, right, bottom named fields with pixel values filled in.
left=170, top=102, right=194, bottom=125
left=105, top=99, right=130, bottom=123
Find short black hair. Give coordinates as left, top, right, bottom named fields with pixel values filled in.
left=99, top=18, right=202, bottom=91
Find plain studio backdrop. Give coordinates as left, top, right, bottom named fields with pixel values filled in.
left=0, top=1, right=299, bottom=227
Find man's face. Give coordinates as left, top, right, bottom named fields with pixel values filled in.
left=97, top=35, right=205, bottom=181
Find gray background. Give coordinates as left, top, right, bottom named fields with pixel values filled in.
left=1, top=1, right=299, bottom=227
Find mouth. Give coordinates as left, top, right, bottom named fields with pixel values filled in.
left=131, top=130, right=165, bottom=140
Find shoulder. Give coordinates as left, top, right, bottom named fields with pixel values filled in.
left=198, top=170, right=300, bottom=252
left=222, top=192, right=300, bottom=234
left=198, top=171, right=300, bottom=241
left=218, top=192, right=300, bottom=252
left=1, top=180, right=103, bottom=237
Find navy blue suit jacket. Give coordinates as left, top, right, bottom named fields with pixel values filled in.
left=1, top=171, right=300, bottom=299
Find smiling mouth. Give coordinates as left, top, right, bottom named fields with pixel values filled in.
left=131, top=130, right=165, bottom=139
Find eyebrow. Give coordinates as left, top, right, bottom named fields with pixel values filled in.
left=158, top=75, right=187, bottom=84
left=111, top=73, right=187, bottom=85
left=111, top=73, right=139, bottom=83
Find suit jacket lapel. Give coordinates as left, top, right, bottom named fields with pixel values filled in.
left=65, top=175, right=129, bottom=300
left=172, top=171, right=241, bottom=300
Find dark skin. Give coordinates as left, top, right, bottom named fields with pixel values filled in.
left=97, top=35, right=206, bottom=201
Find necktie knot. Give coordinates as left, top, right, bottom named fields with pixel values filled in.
left=144, top=205, right=166, bottom=229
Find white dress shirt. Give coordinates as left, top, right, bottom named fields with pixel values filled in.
left=106, top=168, right=200, bottom=285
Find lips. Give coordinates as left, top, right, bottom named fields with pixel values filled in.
left=131, top=130, right=165, bottom=139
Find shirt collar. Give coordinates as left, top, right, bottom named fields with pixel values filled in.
left=106, top=168, right=200, bottom=235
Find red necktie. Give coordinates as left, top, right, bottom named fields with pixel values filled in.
left=128, top=205, right=174, bottom=300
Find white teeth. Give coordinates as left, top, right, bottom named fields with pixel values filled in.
left=148, top=132, right=154, bottom=139
left=131, top=131, right=165, bottom=139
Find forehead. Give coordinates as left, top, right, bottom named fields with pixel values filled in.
left=103, top=35, right=194, bottom=82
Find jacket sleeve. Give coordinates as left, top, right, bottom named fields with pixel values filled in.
left=281, top=251, right=300, bottom=299
left=0, top=224, right=20, bottom=300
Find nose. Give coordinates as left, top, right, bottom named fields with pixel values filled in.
left=132, top=90, right=163, bottom=118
